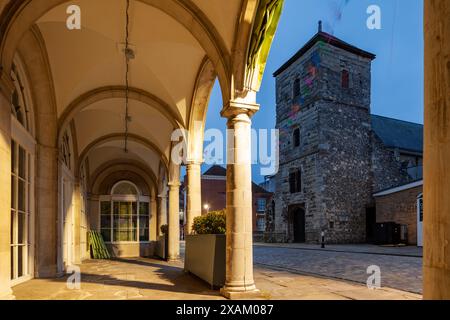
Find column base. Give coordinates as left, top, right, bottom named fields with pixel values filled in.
left=167, top=257, right=181, bottom=263
left=0, top=289, right=15, bottom=300
left=220, top=287, right=262, bottom=300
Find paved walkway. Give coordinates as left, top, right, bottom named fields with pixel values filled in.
left=12, top=258, right=421, bottom=300
left=253, top=244, right=423, bottom=294
left=255, top=243, right=423, bottom=257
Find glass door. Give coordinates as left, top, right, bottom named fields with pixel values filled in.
left=10, top=140, right=31, bottom=283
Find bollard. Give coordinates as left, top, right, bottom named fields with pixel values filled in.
left=321, top=231, right=325, bottom=248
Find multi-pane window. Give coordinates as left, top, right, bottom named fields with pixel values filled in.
left=11, top=140, right=31, bottom=280
left=100, top=182, right=150, bottom=243
left=256, top=216, right=266, bottom=232
left=10, top=63, right=30, bottom=131
left=289, top=169, right=302, bottom=194
left=257, top=198, right=267, bottom=212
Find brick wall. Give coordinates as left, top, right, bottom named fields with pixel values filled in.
left=375, top=185, right=422, bottom=245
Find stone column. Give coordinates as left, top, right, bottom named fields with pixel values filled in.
left=423, top=0, right=450, bottom=300
left=35, top=145, right=58, bottom=277
left=185, top=161, right=202, bottom=234
left=220, top=101, right=260, bottom=299
left=167, top=183, right=180, bottom=261
left=150, top=198, right=158, bottom=242
left=0, top=90, right=14, bottom=299
left=157, top=194, right=168, bottom=236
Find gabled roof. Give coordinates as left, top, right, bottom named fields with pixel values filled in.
left=371, top=115, right=424, bottom=154
left=273, top=31, right=376, bottom=77
left=203, top=165, right=227, bottom=177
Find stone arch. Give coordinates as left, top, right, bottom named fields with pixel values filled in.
left=57, top=86, right=185, bottom=143
left=77, top=133, right=169, bottom=177
left=0, top=0, right=232, bottom=108
left=90, top=160, right=158, bottom=198
left=187, top=57, right=217, bottom=163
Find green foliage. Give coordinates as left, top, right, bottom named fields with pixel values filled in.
left=247, top=0, right=284, bottom=89
left=192, top=210, right=226, bottom=235
left=160, top=224, right=168, bottom=235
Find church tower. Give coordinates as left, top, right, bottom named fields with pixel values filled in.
left=273, top=23, right=376, bottom=243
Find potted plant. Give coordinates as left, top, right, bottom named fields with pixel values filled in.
left=184, top=210, right=226, bottom=288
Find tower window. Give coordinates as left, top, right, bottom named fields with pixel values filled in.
left=341, top=69, right=350, bottom=88
left=293, top=78, right=301, bottom=98
left=289, top=169, right=302, bottom=194
left=293, top=128, right=300, bottom=148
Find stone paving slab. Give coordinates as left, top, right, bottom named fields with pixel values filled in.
left=11, top=258, right=421, bottom=300
left=253, top=246, right=423, bottom=294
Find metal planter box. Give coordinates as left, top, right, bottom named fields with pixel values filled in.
left=184, top=234, right=226, bottom=288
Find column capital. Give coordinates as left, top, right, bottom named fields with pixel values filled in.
left=220, top=99, right=260, bottom=119
left=168, top=182, right=181, bottom=189
left=185, top=159, right=203, bottom=166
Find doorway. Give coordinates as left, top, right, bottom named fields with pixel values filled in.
left=290, top=206, right=306, bottom=243
left=366, top=206, right=376, bottom=243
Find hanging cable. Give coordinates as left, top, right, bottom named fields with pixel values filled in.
left=124, top=0, right=131, bottom=153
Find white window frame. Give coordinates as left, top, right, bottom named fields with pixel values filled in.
left=99, top=181, right=151, bottom=244
left=10, top=115, right=36, bottom=287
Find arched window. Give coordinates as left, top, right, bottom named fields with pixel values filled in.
left=60, top=131, right=72, bottom=170
left=293, top=128, right=300, bottom=148
left=112, top=181, right=139, bottom=195
left=10, top=62, right=32, bottom=132
left=293, top=78, right=301, bottom=98
left=10, top=57, right=35, bottom=285
left=341, top=69, right=350, bottom=88
left=100, top=181, right=150, bottom=243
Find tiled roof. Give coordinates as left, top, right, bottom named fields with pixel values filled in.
left=371, top=115, right=423, bottom=153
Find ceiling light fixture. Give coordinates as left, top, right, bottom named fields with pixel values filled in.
left=123, top=0, right=133, bottom=153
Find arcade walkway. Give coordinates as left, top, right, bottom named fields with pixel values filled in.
left=12, top=258, right=420, bottom=300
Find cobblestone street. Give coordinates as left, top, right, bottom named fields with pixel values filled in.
left=253, top=244, right=423, bottom=294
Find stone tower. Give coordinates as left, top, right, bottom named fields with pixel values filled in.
left=273, top=25, right=376, bottom=243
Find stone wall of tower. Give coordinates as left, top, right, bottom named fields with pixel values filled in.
left=273, top=38, right=375, bottom=244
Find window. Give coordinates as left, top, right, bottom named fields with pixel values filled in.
left=257, top=198, right=267, bottom=212
left=60, top=131, right=72, bottom=170
left=289, top=169, right=302, bottom=194
left=11, top=141, right=32, bottom=281
left=293, top=78, right=301, bottom=98
left=293, top=128, right=300, bottom=148
left=256, top=216, right=266, bottom=232
left=341, top=69, right=350, bottom=88
left=100, top=181, right=150, bottom=243
left=10, top=63, right=30, bottom=131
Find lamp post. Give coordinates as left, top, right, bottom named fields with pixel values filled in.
left=203, top=204, right=210, bottom=214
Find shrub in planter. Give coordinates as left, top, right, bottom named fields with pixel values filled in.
left=192, top=210, right=226, bottom=235
left=186, top=210, right=226, bottom=288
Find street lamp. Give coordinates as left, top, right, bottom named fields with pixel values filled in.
left=203, top=204, right=210, bottom=213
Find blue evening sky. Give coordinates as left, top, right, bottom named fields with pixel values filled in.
left=198, top=0, right=424, bottom=183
